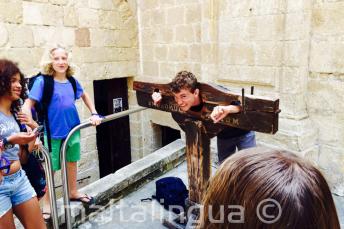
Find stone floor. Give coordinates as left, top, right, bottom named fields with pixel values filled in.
left=78, top=162, right=344, bottom=229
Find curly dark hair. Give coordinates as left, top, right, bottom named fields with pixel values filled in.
left=0, top=59, right=27, bottom=113
left=170, top=71, right=199, bottom=93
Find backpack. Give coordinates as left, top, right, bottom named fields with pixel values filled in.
left=152, top=177, right=189, bottom=214
left=27, top=72, right=77, bottom=152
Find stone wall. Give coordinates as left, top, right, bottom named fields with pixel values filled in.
left=136, top=0, right=344, bottom=196
left=0, top=0, right=138, bottom=187
left=308, top=0, right=344, bottom=195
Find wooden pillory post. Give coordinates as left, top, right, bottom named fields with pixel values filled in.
left=133, top=81, right=280, bottom=226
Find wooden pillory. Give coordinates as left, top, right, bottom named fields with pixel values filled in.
left=133, top=81, right=280, bottom=218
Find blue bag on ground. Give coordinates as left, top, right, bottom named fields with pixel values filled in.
left=152, top=177, right=188, bottom=214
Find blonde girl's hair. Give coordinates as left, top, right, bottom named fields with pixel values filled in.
left=42, top=46, right=74, bottom=77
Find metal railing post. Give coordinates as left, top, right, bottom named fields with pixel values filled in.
left=40, top=145, right=59, bottom=229
left=60, top=107, right=147, bottom=229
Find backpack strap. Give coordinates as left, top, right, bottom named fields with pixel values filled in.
left=41, top=75, right=54, bottom=153
left=67, top=76, right=77, bottom=100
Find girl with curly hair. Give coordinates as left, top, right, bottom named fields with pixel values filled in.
left=0, top=59, right=46, bottom=229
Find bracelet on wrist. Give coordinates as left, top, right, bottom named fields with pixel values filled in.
left=2, top=138, right=14, bottom=150
left=91, top=113, right=105, bottom=119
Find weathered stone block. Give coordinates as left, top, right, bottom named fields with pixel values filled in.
left=310, top=41, right=344, bottom=73
left=219, top=18, right=249, bottom=43
left=219, top=42, right=254, bottom=65
left=154, top=45, right=167, bottom=61
left=7, top=25, right=34, bottom=48
left=0, top=24, right=9, bottom=47
left=23, top=2, right=62, bottom=25
left=72, top=47, right=137, bottom=63
left=286, top=0, right=312, bottom=12
left=175, top=25, right=195, bottom=43
left=0, top=48, right=44, bottom=73
left=155, top=27, right=173, bottom=44
left=89, top=0, right=114, bottom=10
left=312, top=2, right=344, bottom=35
left=307, top=76, right=344, bottom=114
left=118, top=2, right=134, bottom=22
left=283, top=40, right=309, bottom=67
left=141, top=45, right=154, bottom=61
left=140, top=11, right=152, bottom=28
left=151, top=9, right=166, bottom=25
left=285, top=12, right=311, bottom=40
left=141, top=28, right=156, bottom=44
left=218, top=65, right=277, bottom=87
left=247, top=15, right=284, bottom=41
left=0, top=1, right=22, bottom=24
left=99, top=10, right=121, bottom=29
left=49, top=0, right=67, bottom=5
left=318, top=145, right=344, bottom=195
left=116, top=29, right=137, bottom=48
left=166, top=7, right=184, bottom=25
left=142, top=61, right=159, bottom=77
left=139, top=0, right=159, bottom=11
left=219, top=0, right=285, bottom=18
left=64, top=7, right=78, bottom=27
left=75, top=28, right=90, bottom=47
left=185, top=3, right=201, bottom=24
left=279, top=93, right=308, bottom=119
left=31, top=26, right=74, bottom=47
left=105, top=61, right=137, bottom=78
left=158, top=0, right=175, bottom=7
left=77, top=8, right=99, bottom=28
left=280, top=67, right=308, bottom=94
left=254, top=41, right=283, bottom=66
left=310, top=114, right=342, bottom=147
left=201, top=64, right=218, bottom=82
left=159, top=62, right=176, bottom=78
left=167, top=45, right=189, bottom=61
left=189, top=44, right=201, bottom=62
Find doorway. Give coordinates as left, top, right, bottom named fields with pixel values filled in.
left=93, top=78, right=131, bottom=178
left=161, top=125, right=181, bottom=147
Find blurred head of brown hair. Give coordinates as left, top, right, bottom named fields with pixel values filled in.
left=170, top=71, right=199, bottom=93
left=198, top=147, right=340, bottom=229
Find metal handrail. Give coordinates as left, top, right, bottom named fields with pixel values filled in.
left=60, top=107, right=147, bottom=229
left=40, top=145, right=59, bottom=229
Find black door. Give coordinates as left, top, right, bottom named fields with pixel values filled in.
left=93, top=78, right=131, bottom=178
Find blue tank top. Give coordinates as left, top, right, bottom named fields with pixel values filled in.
left=0, top=111, right=20, bottom=160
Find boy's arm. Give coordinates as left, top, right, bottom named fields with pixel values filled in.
left=81, top=92, right=102, bottom=126
left=210, top=105, right=241, bottom=123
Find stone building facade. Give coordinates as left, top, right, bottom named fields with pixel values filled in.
left=0, top=0, right=138, bottom=186
left=0, top=0, right=343, bottom=197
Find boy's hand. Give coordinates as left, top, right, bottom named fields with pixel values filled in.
left=89, top=114, right=103, bottom=126
left=210, top=105, right=240, bottom=123
left=151, top=92, right=162, bottom=105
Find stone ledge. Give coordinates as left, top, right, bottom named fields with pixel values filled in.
left=53, top=139, right=186, bottom=227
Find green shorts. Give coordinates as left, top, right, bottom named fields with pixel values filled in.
left=44, top=131, right=81, bottom=171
